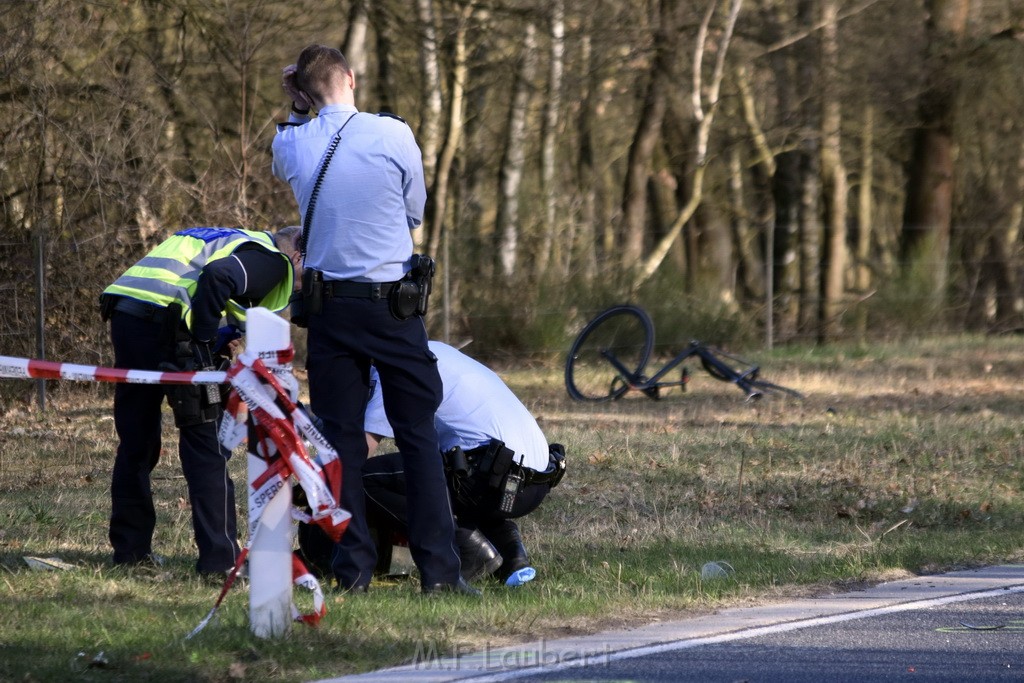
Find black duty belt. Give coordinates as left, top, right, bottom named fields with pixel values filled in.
left=523, top=464, right=561, bottom=486
left=523, top=446, right=566, bottom=488
left=463, top=442, right=564, bottom=488
left=323, top=280, right=397, bottom=300
left=112, top=296, right=167, bottom=322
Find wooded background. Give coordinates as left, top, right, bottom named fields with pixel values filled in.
left=2, top=0, right=1024, bottom=376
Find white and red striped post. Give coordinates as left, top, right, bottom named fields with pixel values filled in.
left=244, top=308, right=294, bottom=638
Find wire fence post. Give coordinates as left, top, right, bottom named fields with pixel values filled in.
left=34, top=230, right=46, bottom=410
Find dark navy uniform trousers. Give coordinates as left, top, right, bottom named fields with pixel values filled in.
left=306, top=293, right=460, bottom=589
left=109, top=309, right=240, bottom=573
left=362, top=452, right=550, bottom=533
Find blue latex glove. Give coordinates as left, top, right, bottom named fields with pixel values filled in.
left=213, top=325, right=242, bottom=354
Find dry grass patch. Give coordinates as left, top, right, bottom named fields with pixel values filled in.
left=2, top=335, right=1024, bottom=681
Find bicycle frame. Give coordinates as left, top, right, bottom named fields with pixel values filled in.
left=602, top=341, right=764, bottom=399
left=565, top=304, right=802, bottom=402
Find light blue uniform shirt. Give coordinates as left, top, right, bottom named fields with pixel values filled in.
left=271, top=104, right=427, bottom=283
left=364, top=342, right=552, bottom=472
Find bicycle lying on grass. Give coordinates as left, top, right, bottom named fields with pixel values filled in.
left=565, top=304, right=803, bottom=402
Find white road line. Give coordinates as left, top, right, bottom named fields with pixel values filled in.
left=461, top=583, right=1024, bottom=682
left=312, top=567, right=1024, bottom=683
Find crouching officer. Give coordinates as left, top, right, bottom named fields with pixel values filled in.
left=99, top=226, right=303, bottom=577
left=297, top=341, right=566, bottom=587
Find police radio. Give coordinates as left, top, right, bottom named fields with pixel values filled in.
left=498, top=455, right=525, bottom=515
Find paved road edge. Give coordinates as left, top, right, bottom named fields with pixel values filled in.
left=310, top=564, right=1024, bottom=683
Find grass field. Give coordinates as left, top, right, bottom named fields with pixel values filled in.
left=2, top=335, right=1024, bottom=682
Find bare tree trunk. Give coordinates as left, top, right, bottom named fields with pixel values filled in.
left=986, top=232, right=1017, bottom=331
left=415, top=0, right=443, bottom=252
left=989, top=135, right=1024, bottom=331
left=854, top=104, right=875, bottom=342
left=572, top=29, right=598, bottom=281
left=632, top=0, right=743, bottom=292
left=707, top=204, right=738, bottom=312
left=139, top=3, right=197, bottom=187
left=734, top=64, right=774, bottom=300
left=1009, top=137, right=1024, bottom=322
left=735, top=64, right=776, bottom=177
left=426, top=3, right=470, bottom=260
left=370, top=1, right=396, bottom=113
left=1010, top=137, right=1024, bottom=248
left=415, top=0, right=442, bottom=195
left=729, top=142, right=763, bottom=299
left=341, top=0, right=370, bottom=78
left=798, top=149, right=821, bottom=336
left=795, top=0, right=820, bottom=338
left=901, top=0, right=970, bottom=313
left=453, top=36, right=492, bottom=283
left=761, top=0, right=803, bottom=342
left=238, top=56, right=252, bottom=214
left=659, top=90, right=695, bottom=284
left=496, top=22, right=537, bottom=279
left=621, top=0, right=679, bottom=267
left=819, top=0, right=848, bottom=343
left=535, top=0, right=565, bottom=279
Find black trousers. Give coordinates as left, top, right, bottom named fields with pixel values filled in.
left=306, top=294, right=459, bottom=589
left=109, top=310, right=239, bottom=573
left=363, top=451, right=550, bottom=539
left=298, top=451, right=549, bottom=577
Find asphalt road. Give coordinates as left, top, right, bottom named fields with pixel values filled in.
left=317, top=565, right=1024, bottom=683
left=519, top=590, right=1024, bottom=682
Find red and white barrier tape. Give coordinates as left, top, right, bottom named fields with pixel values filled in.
left=0, top=346, right=297, bottom=385
left=292, top=554, right=326, bottom=627
left=0, top=349, right=346, bottom=636
left=0, top=355, right=226, bottom=385
left=226, top=349, right=347, bottom=540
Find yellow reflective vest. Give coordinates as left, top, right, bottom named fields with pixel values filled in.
left=103, top=227, right=293, bottom=331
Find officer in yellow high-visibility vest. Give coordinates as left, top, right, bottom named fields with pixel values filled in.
left=99, top=226, right=303, bottom=578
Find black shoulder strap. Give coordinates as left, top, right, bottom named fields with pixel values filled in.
left=298, top=113, right=359, bottom=258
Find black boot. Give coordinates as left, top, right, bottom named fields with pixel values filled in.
left=422, top=576, right=482, bottom=597
left=481, top=520, right=535, bottom=586
left=456, top=527, right=502, bottom=582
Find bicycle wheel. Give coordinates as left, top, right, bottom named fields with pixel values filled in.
left=565, top=305, right=655, bottom=401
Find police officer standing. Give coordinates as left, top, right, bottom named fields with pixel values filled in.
left=271, top=45, right=470, bottom=595
left=100, top=226, right=302, bottom=578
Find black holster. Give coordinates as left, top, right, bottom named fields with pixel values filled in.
left=469, top=439, right=521, bottom=516
left=476, top=439, right=516, bottom=488
left=161, top=340, right=224, bottom=428
left=450, top=439, right=521, bottom=515
left=443, top=445, right=470, bottom=479
left=388, top=254, right=435, bottom=320
left=443, top=445, right=470, bottom=501
left=292, top=269, right=324, bottom=328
